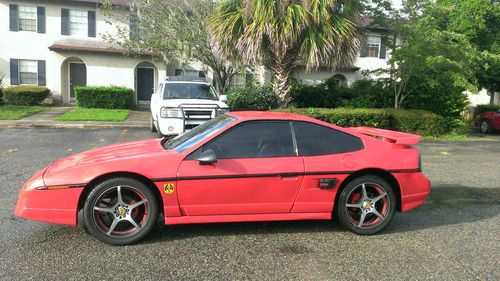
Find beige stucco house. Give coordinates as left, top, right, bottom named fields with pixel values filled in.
left=1, top=0, right=432, bottom=105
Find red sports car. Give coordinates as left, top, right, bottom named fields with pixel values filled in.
left=475, top=109, right=500, bottom=133
left=15, top=112, right=430, bottom=245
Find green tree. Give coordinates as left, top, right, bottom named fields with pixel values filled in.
left=430, top=0, right=500, bottom=103
left=209, top=0, right=362, bottom=107
left=102, top=0, right=240, bottom=95
left=371, top=0, right=482, bottom=114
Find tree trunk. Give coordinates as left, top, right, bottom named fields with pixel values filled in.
left=272, top=64, right=292, bottom=108
left=490, top=89, right=495, bottom=105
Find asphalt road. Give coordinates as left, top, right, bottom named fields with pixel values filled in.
left=0, top=128, right=499, bottom=281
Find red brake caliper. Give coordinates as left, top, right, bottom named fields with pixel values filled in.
left=350, top=193, right=361, bottom=211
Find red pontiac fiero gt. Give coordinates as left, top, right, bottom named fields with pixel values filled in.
left=15, top=112, right=430, bottom=245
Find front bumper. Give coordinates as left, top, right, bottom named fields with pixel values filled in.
left=157, top=104, right=226, bottom=135
left=393, top=172, right=431, bottom=212
left=14, top=167, right=83, bottom=226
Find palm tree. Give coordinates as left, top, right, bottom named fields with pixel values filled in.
left=209, top=0, right=362, bottom=107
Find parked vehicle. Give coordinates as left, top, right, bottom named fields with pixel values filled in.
left=475, top=109, right=500, bottom=133
left=150, top=77, right=229, bottom=136
left=15, top=111, right=430, bottom=245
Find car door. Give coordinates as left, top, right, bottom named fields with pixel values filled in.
left=290, top=121, right=365, bottom=214
left=176, top=121, right=304, bottom=216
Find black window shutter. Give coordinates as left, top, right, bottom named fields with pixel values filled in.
left=10, top=59, right=19, bottom=85
left=9, top=4, right=19, bottom=32
left=38, top=60, right=46, bottom=86
left=37, top=7, right=45, bottom=33
left=61, top=8, right=70, bottom=35
left=88, top=11, right=96, bottom=37
left=379, top=39, right=387, bottom=59
left=359, top=36, right=367, bottom=58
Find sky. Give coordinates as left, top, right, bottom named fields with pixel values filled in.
left=392, top=0, right=403, bottom=9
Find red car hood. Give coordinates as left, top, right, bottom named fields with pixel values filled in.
left=45, top=139, right=168, bottom=175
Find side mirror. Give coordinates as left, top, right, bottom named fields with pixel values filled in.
left=196, top=149, right=217, bottom=165
left=219, top=95, right=227, bottom=103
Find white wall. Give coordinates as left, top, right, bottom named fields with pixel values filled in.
left=467, top=89, right=500, bottom=106
left=0, top=0, right=167, bottom=103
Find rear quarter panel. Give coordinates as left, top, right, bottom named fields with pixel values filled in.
left=292, top=134, right=420, bottom=214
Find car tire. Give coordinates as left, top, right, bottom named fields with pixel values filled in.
left=83, top=177, right=159, bottom=246
left=150, top=114, right=157, bottom=133
left=335, top=175, right=396, bottom=235
left=480, top=120, right=492, bottom=133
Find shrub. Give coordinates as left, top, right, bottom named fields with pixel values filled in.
left=290, top=78, right=393, bottom=109
left=341, top=79, right=393, bottom=108
left=474, top=104, right=500, bottom=118
left=402, top=85, right=469, bottom=118
left=291, top=85, right=335, bottom=108
left=283, top=107, right=393, bottom=128
left=385, top=109, right=448, bottom=136
left=76, top=86, right=134, bottom=109
left=279, top=107, right=449, bottom=136
left=3, top=86, right=50, bottom=105
left=226, top=86, right=278, bottom=111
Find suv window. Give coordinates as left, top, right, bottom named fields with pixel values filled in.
left=293, top=121, right=364, bottom=156
left=163, top=83, right=218, bottom=100
left=192, top=121, right=295, bottom=159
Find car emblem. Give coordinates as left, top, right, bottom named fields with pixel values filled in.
left=164, top=183, right=175, bottom=194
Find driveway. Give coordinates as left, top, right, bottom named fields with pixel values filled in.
left=0, top=128, right=498, bottom=280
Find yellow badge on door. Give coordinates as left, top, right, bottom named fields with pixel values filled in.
left=163, top=183, right=175, bottom=194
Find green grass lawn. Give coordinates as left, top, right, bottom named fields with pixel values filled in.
left=0, top=105, right=49, bottom=120
left=56, top=108, right=130, bottom=122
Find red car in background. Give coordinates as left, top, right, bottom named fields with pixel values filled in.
left=15, top=112, right=430, bottom=245
left=475, top=109, right=500, bottom=133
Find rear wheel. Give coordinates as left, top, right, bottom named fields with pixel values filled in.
left=83, top=178, right=158, bottom=245
left=336, top=175, right=395, bottom=235
left=480, top=120, right=492, bottom=133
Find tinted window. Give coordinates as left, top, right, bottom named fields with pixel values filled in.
left=164, top=115, right=236, bottom=152
left=293, top=121, right=364, bottom=156
left=163, top=83, right=218, bottom=100
left=193, top=122, right=295, bottom=159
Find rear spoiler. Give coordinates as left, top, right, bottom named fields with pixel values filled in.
left=349, top=127, right=421, bottom=145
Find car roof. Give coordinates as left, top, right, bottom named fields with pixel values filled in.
left=228, top=111, right=317, bottom=122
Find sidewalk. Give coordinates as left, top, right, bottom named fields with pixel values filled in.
left=0, top=106, right=149, bottom=129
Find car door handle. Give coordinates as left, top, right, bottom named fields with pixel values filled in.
left=279, top=172, right=299, bottom=178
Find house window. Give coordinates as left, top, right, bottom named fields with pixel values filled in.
left=366, top=36, right=381, bottom=58
left=19, top=60, right=38, bottom=85
left=18, top=6, right=37, bottom=32
left=175, top=69, right=184, bottom=76
left=230, top=73, right=248, bottom=88
left=69, top=10, right=88, bottom=36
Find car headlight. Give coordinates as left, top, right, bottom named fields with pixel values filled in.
left=217, top=108, right=229, bottom=116
left=160, top=107, right=183, bottom=118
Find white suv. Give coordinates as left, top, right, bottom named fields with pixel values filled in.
left=150, top=77, right=229, bottom=136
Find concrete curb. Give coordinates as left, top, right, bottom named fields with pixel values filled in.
left=0, top=121, right=149, bottom=129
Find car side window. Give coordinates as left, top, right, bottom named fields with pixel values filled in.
left=194, top=121, right=295, bottom=159
left=293, top=121, right=364, bottom=156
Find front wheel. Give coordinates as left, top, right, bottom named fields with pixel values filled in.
left=83, top=178, right=159, bottom=245
left=336, top=175, right=396, bottom=235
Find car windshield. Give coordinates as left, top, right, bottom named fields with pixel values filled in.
left=163, top=83, right=218, bottom=100
left=164, top=115, right=236, bottom=152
